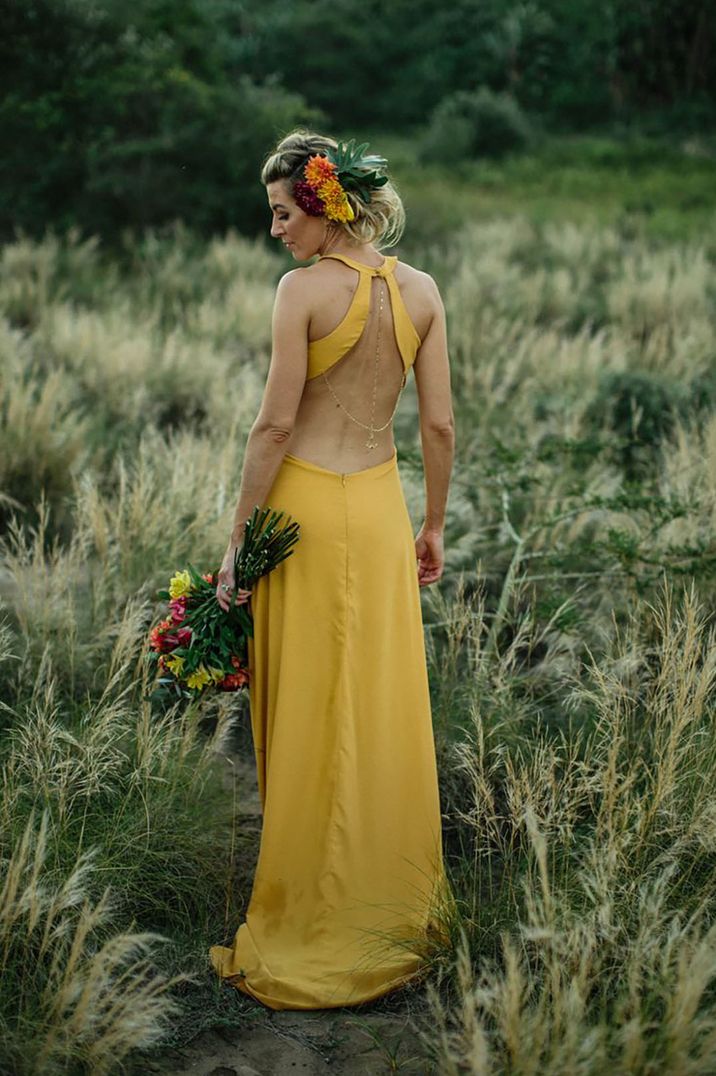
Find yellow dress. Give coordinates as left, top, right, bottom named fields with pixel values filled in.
left=209, top=253, right=454, bottom=1010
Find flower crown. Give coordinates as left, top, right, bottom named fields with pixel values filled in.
left=292, top=139, right=389, bottom=223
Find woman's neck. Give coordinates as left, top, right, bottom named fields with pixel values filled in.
left=317, top=239, right=383, bottom=265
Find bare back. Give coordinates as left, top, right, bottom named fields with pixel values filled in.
left=285, top=253, right=436, bottom=474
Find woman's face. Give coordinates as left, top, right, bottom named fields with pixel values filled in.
left=266, top=179, right=328, bottom=260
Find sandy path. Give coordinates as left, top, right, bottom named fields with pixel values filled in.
left=144, top=1006, right=435, bottom=1074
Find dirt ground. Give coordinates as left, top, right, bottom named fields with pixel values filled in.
left=143, top=1006, right=436, bottom=1075
left=141, top=717, right=440, bottom=1076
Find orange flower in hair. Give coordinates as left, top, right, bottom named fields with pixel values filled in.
left=296, top=153, right=355, bottom=222
left=304, top=155, right=337, bottom=187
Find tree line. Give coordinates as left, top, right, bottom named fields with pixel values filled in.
left=1, top=0, right=713, bottom=241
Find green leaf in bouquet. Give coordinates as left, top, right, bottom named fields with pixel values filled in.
left=186, top=562, right=208, bottom=590
left=234, top=504, right=301, bottom=589
left=235, top=606, right=253, bottom=636
left=147, top=688, right=170, bottom=701
left=156, top=589, right=170, bottom=600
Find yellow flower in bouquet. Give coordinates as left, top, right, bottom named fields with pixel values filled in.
left=169, top=570, right=192, bottom=599
left=186, top=664, right=212, bottom=691
left=165, top=653, right=185, bottom=676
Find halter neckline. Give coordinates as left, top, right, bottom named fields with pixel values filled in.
left=307, top=251, right=421, bottom=380
left=318, top=252, right=397, bottom=278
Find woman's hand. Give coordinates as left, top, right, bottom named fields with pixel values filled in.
left=216, top=544, right=252, bottom=613
left=415, top=525, right=444, bottom=587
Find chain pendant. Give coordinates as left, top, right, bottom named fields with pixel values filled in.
left=322, top=277, right=399, bottom=452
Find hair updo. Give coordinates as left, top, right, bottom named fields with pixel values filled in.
left=260, top=128, right=406, bottom=250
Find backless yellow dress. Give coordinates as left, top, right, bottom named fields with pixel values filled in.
left=209, top=252, right=454, bottom=1010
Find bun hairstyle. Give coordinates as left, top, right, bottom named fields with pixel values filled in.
left=260, top=128, right=406, bottom=250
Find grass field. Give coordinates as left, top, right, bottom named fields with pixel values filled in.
left=384, top=132, right=716, bottom=248
left=1, top=139, right=716, bottom=1073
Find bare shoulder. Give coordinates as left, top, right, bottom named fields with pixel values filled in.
left=275, top=266, right=311, bottom=295
left=397, top=260, right=441, bottom=303
left=395, top=260, right=442, bottom=339
left=276, top=260, right=339, bottom=304
left=272, top=266, right=315, bottom=321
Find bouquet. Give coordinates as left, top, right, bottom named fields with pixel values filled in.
left=147, top=507, right=300, bottom=699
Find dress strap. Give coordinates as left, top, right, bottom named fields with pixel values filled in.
left=308, top=251, right=420, bottom=380
left=318, top=252, right=398, bottom=278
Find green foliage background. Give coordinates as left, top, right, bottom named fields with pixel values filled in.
left=1, top=0, right=714, bottom=241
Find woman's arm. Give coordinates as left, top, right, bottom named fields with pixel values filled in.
left=216, top=270, right=309, bottom=608
left=412, top=276, right=454, bottom=586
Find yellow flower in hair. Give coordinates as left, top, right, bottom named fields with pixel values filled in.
left=318, top=178, right=355, bottom=222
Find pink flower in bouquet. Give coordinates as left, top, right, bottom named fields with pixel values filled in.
left=169, top=596, right=187, bottom=623
left=201, top=572, right=215, bottom=584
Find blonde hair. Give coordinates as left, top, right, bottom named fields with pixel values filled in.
left=260, top=128, right=406, bottom=250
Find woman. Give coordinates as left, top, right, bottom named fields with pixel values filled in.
left=208, top=129, right=456, bottom=1011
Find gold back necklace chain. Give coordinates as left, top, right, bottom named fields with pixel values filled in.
left=320, top=278, right=407, bottom=450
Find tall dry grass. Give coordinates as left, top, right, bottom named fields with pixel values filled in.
left=423, top=582, right=716, bottom=1074
left=0, top=506, right=246, bottom=1070
left=0, top=809, right=189, bottom=1075
left=0, top=215, right=715, bottom=1070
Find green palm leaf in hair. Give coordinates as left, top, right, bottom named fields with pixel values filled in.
left=328, top=139, right=389, bottom=205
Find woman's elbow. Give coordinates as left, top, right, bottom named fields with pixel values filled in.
left=421, top=416, right=455, bottom=438
left=252, top=415, right=295, bottom=444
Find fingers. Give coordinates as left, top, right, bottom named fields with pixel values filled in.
left=215, top=584, right=252, bottom=611
left=418, top=570, right=442, bottom=586
left=416, top=556, right=443, bottom=586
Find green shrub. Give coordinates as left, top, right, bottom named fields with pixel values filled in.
left=590, top=370, right=689, bottom=443
left=420, top=88, right=532, bottom=162
left=586, top=368, right=694, bottom=478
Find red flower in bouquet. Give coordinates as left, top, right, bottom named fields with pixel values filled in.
left=149, top=618, right=174, bottom=653
left=149, top=616, right=192, bottom=653
left=163, top=625, right=192, bottom=649
left=218, top=656, right=251, bottom=691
